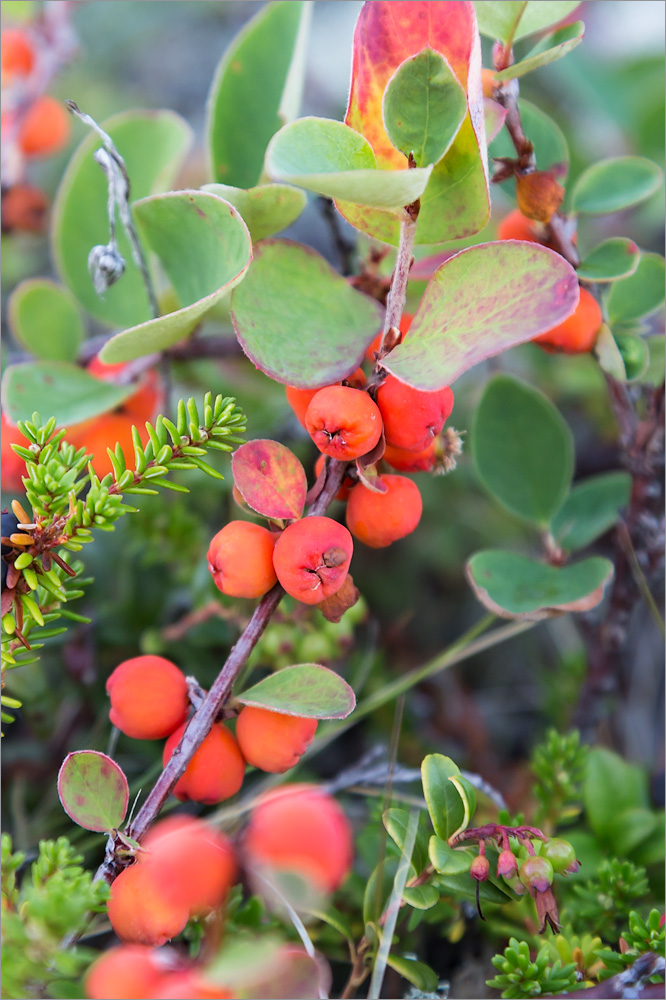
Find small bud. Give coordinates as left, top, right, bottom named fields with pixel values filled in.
left=519, top=855, right=554, bottom=894
left=470, top=854, right=490, bottom=882
left=496, top=849, right=518, bottom=879
left=88, top=243, right=126, bottom=295
left=516, top=170, right=565, bottom=224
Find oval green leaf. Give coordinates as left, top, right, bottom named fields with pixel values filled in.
left=421, top=753, right=465, bottom=843
left=607, top=252, right=666, bottom=325
left=615, top=333, right=650, bottom=382
left=201, top=182, right=306, bottom=241
left=577, top=238, right=640, bottom=283
left=429, top=835, right=473, bottom=875
left=232, top=440, right=307, bottom=520
left=383, top=807, right=430, bottom=875
left=436, top=871, right=512, bottom=904
left=8, top=279, right=85, bottom=362
left=472, top=374, right=574, bottom=526
left=475, top=1, right=582, bottom=44
left=266, top=117, right=432, bottom=209
left=382, top=48, right=467, bottom=167
left=489, top=99, right=569, bottom=198
left=465, top=550, right=615, bottom=620
left=383, top=245, right=579, bottom=392
left=401, top=884, right=440, bottom=910
left=231, top=239, right=383, bottom=388
left=583, top=747, right=649, bottom=841
left=206, top=0, right=311, bottom=187
left=551, top=471, right=632, bottom=553
left=100, top=192, right=252, bottom=363
left=572, top=156, right=663, bottom=215
left=2, top=361, right=136, bottom=426
left=237, top=664, right=355, bottom=719
left=386, top=955, right=439, bottom=993
left=493, top=21, right=584, bottom=82
left=58, top=750, right=129, bottom=832
left=52, top=109, right=192, bottom=328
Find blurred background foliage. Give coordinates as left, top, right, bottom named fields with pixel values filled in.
left=1, top=2, right=664, bottom=995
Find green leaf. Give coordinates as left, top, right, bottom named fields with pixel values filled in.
left=8, top=279, right=85, bottom=362
left=386, top=954, right=439, bottom=993
left=489, top=99, right=569, bottom=198
left=237, top=664, right=355, bottom=719
left=382, top=48, right=467, bottom=167
left=606, top=809, right=659, bottom=858
left=401, top=884, right=440, bottom=910
left=265, top=117, right=432, bottom=209
left=52, top=109, right=192, bottom=328
left=572, top=157, right=663, bottom=215
left=584, top=747, right=649, bottom=842
left=465, top=550, right=615, bottom=620
left=607, top=253, right=666, bottom=325
left=384, top=245, right=578, bottom=392
left=383, top=807, right=431, bottom=874
left=100, top=192, right=252, bottom=363
left=429, top=836, right=473, bottom=875
left=436, top=871, right=512, bottom=904
left=421, top=754, right=466, bottom=843
left=201, top=182, right=306, bottom=241
left=474, top=1, right=582, bottom=44
left=232, top=440, right=307, bottom=519
left=231, top=239, right=382, bottom=388
left=206, top=0, right=310, bottom=187
left=551, top=471, right=632, bottom=553
left=472, top=375, right=574, bottom=526
left=593, top=323, right=627, bottom=382
left=307, top=906, right=354, bottom=944
left=615, top=333, right=651, bottom=382
left=57, top=750, right=129, bottom=832
left=493, top=21, right=585, bottom=82
left=2, top=361, right=135, bottom=426
left=577, top=238, right=641, bottom=283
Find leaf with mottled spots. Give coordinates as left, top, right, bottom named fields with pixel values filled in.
left=231, top=240, right=383, bottom=388
left=58, top=751, right=129, bottom=832
left=232, top=440, right=307, bottom=520
left=465, top=550, right=614, bottom=620
left=338, top=0, right=489, bottom=245
left=100, top=192, right=252, bottom=363
left=382, top=243, right=579, bottom=391
left=237, top=664, right=355, bottom=719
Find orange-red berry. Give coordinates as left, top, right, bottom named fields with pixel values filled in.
left=85, top=944, right=168, bottom=1000
left=1, top=29, right=35, bottom=83
left=106, top=655, right=189, bottom=740
left=207, top=521, right=278, bottom=599
left=305, top=385, right=382, bottom=461
left=163, top=722, right=245, bottom=805
left=86, top=356, right=163, bottom=424
left=139, top=816, right=236, bottom=916
left=17, top=94, right=70, bottom=157
left=534, top=286, right=601, bottom=354
left=1, top=183, right=48, bottom=233
left=272, top=516, right=353, bottom=605
left=244, top=784, right=353, bottom=893
left=383, top=441, right=437, bottom=473
left=346, top=475, right=422, bottom=548
left=152, top=974, right=235, bottom=999
left=1, top=412, right=27, bottom=492
left=481, top=67, right=496, bottom=98
left=375, top=376, right=453, bottom=453
left=497, top=209, right=540, bottom=243
left=107, top=863, right=189, bottom=946
left=285, top=369, right=366, bottom=428
left=236, top=706, right=318, bottom=773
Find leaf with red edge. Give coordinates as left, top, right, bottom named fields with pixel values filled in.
left=382, top=242, right=579, bottom=391
left=232, top=440, right=307, bottom=520
left=337, top=0, right=489, bottom=245
left=58, top=751, right=129, bottom=832
left=237, top=663, right=356, bottom=719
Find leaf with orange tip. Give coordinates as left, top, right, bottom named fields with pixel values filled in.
left=232, top=440, right=307, bottom=520
left=337, top=0, right=489, bottom=245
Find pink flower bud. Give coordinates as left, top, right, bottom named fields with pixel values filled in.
left=470, top=854, right=490, bottom=882
left=496, top=849, right=518, bottom=879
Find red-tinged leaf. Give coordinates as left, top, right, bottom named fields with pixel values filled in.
left=382, top=242, right=579, bottom=391
left=338, top=1, right=489, bottom=245
left=232, top=440, right=307, bottom=520
left=58, top=751, right=129, bottom=832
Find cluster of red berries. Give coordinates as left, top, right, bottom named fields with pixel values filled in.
left=105, top=656, right=352, bottom=948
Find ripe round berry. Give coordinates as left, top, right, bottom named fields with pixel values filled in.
left=207, top=521, right=278, bottom=599
left=236, top=705, right=317, bottom=773
left=375, top=376, right=453, bottom=453
left=107, top=863, right=189, bottom=946
left=346, top=475, right=422, bottom=548
left=106, top=655, right=189, bottom=740
left=85, top=944, right=168, bottom=1000
left=497, top=209, right=540, bottom=243
left=272, top=516, right=353, bottom=605
left=305, top=385, right=382, bottom=461
left=534, top=287, right=602, bottom=354
left=17, top=95, right=70, bottom=158
left=163, top=722, right=245, bottom=805
left=1, top=29, right=35, bottom=83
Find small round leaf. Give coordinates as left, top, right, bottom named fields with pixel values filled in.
left=58, top=750, right=129, bottom=832
left=237, top=664, right=355, bottom=719
left=232, top=440, right=307, bottom=520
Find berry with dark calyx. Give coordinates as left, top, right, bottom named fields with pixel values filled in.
left=375, top=375, right=453, bottom=453
left=519, top=855, right=554, bottom=894
left=305, top=385, right=382, bottom=461
left=541, top=837, right=579, bottom=874
left=272, top=516, right=353, bottom=606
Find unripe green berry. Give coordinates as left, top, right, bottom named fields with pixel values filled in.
left=542, top=838, right=579, bottom=874
left=519, top=855, right=554, bottom=893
